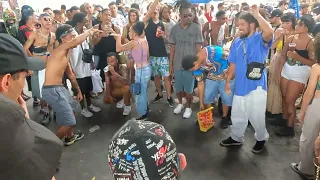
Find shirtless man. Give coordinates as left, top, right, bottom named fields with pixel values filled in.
left=24, top=13, right=55, bottom=125
left=203, top=10, right=231, bottom=47
left=42, top=24, right=101, bottom=145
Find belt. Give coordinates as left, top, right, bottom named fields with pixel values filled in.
left=207, top=72, right=226, bottom=81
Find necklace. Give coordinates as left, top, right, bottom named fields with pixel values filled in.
left=39, top=29, right=49, bottom=39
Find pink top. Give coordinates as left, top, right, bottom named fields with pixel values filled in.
left=128, top=39, right=149, bottom=67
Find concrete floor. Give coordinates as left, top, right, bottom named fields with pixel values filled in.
left=25, top=85, right=305, bottom=180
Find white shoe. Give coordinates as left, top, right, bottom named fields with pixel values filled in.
left=183, top=108, right=192, bottom=119
left=81, top=108, right=93, bottom=118
left=116, top=99, right=124, bottom=108
left=123, top=106, right=131, bottom=116
left=192, top=96, right=200, bottom=103
left=88, top=104, right=101, bottom=113
left=174, top=104, right=184, bottom=114
left=174, top=98, right=187, bottom=105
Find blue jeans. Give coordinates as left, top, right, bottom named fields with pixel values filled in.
left=135, top=65, right=151, bottom=116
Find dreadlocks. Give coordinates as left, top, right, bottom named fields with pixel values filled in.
left=174, top=0, right=192, bottom=14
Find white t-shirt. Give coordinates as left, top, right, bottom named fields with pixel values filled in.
left=226, top=10, right=237, bottom=26
left=70, top=40, right=91, bottom=79
left=111, top=14, right=126, bottom=34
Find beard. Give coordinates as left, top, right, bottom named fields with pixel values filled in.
left=240, top=32, right=249, bottom=39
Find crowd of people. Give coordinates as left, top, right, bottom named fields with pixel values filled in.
left=2, top=0, right=320, bottom=179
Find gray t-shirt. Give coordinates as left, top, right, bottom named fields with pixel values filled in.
left=169, top=22, right=203, bottom=70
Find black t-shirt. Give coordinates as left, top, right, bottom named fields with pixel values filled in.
left=144, top=20, right=167, bottom=57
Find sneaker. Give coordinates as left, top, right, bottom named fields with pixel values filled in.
left=291, top=163, right=314, bottom=179
left=192, top=96, right=200, bottom=103
left=40, top=112, right=51, bottom=125
left=154, top=94, right=163, bottom=103
left=116, top=99, right=124, bottom=109
left=136, top=113, right=148, bottom=121
left=64, top=136, right=75, bottom=146
left=220, top=117, right=229, bottom=129
left=40, top=108, right=45, bottom=114
left=275, top=126, right=294, bottom=137
left=174, top=98, right=187, bottom=105
left=174, top=104, right=184, bottom=114
left=220, top=137, right=242, bottom=147
left=183, top=108, right=192, bottom=119
left=33, top=99, right=40, bottom=106
left=88, top=104, right=101, bottom=113
left=123, top=106, right=131, bottom=116
left=251, top=140, right=266, bottom=154
left=74, top=133, right=84, bottom=141
left=81, top=108, right=93, bottom=118
left=167, top=97, right=174, bottom=108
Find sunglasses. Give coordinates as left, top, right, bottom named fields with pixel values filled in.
left=183, top=14, right=193, bottom=18
left=43, top=17, right=52, bottom=22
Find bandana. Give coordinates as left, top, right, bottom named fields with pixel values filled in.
left=2, top=9, right=18, bottom=38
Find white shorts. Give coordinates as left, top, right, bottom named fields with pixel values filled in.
left=281, top=62, right=310, bottom=84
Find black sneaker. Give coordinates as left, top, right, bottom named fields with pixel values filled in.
left=74, top=133, right=84, bottom=141
left=220, top=137, right=242, bottom=147
left=40, top=112, right=51, bottom=125
left=136, top=113, right=148, bottom=121
left=291, top=163, right=314, bottom=179
left=154, top=94, right=163, bottom=103
left=220, top=117, right=229, bottom=129
left=275, top=126, right=294, bottom=137
left=33, top=99, right=40, bottom=107
left=251, top=140, right=266, bottom=154
left=167, top=97, right=174, bottom=108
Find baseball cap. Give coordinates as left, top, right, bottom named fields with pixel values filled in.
left=0, top=94, right=63, bottom=179
left=269, top=9, right=283, bottom=18
left=108, top=120, right=180, bottom=180
left=0, top=34, right=45, bottom=74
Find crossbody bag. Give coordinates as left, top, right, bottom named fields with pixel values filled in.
left=243, top=39, right=265, bottom=80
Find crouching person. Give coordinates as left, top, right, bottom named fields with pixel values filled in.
left=103, top=52, right=132, bottom=116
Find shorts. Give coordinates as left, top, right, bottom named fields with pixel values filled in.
left=42, top=85, right=76, bottom=126
left=174, top=70, right=194, bottom=94
left=281, top=62, right=310, bottom=84
left=204, top=79, right=234, bottom=106
left=150, top=56, right=170, bottom=77
left=77, top=76, right=93, bottom=95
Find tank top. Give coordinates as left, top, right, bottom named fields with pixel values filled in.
left=291, top=36, right=312, bottom=60
left=93, top=23, right=118, bottom=70
left=144, top=20, right=167, bottom=57
left=276, top=35, right=284, bottom=51
left=128, top=39, right=148, bottom=64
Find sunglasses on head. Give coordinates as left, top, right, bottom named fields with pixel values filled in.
left=59, top=28, right=76, bottom=39
left=183, top=14, right=193, bottom=18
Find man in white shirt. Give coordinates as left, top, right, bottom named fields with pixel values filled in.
left=70, top=12, right=101, bottom=118
left=226, top=5, right=237, bottom=34
left=109, top=1, right=126, bottom=34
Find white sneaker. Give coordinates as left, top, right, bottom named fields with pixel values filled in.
left=81, top=108, right=93, bottom=118
left=174, top=104, right=184, bottom=114
left=183, top=108, right=192, bottom=119
left=88, top=104, right=101, bottom=113
left=192, top=96, right=200, bottom=103
left=123, top=106, right=131, bottom=116
left=174, top=98, right=187, bottom=105
left=116, top=99, right=124, bottom=108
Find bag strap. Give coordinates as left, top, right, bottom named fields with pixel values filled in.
left=242, top=39, right=248, bottom=65
left=136, top=39, right=143, bottom=82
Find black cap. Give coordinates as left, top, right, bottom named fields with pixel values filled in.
left=0, top=94, right=63, bottom=179
left=0, top=34, right=45, bottom=74
left=269, top=9, right=283, bottom=18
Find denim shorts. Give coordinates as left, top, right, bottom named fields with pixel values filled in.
left=204, top=79, right=234, bottom=106
left=174, top=70, right=194, bottom=94
left=42, top=85, right=76, bottom=126
left=150, top=56, right=170, bottom=77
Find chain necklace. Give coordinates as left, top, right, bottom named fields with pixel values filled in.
left=39, top=29, right=49, bottom=39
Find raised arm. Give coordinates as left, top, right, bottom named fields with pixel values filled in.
left=143, top=0, right=159, bottom=23
left=60, top=28, right=100, bottom=50
left=115, top=34, right=135, bottom=52
left=251, top=5, right=273, bottom=44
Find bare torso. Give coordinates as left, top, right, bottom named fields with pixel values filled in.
left=31, top=30, right=55, bottom=61
left=43, top=49, right=69, bottom=86
left=210, top=22, right=222, bottom=45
